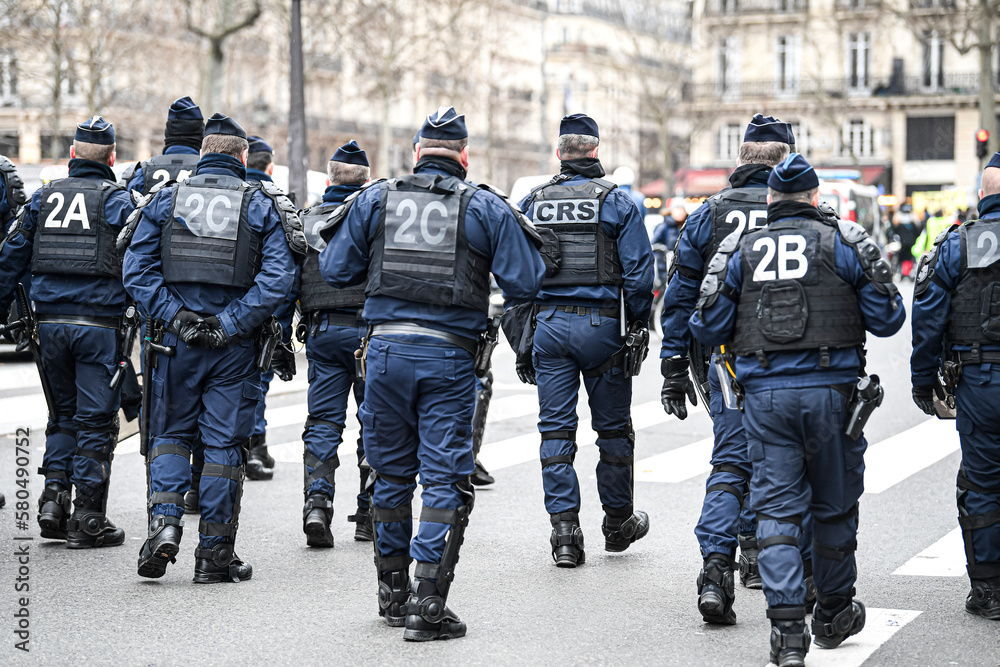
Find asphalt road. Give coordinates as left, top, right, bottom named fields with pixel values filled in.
left=0, top=282, right=998, bottom=665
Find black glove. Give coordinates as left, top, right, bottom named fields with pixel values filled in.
left=516, top=357, right=536, bottom=385
left=661, top=356, right=697, bottom=420
left=198, top=315, right=230, bottom=350
left=270, top=342, right=296, bottom=381
left=168, top=309, right=203, bottom=346
left=912, top=384, right=942, bottom=416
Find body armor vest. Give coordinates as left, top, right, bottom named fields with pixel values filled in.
left=32, top=178, right=123, bottom=278
left=948, top=219, right=1000, bottom=346
left=705, top=186, right=770, bottom=264
left=530, top=177, right=623, bottom=287
left=367, top=173, right=490, bottom=313
left=160, top=173, right=261, bottom=289
left=731, top=216, right=865, bottom=358
left=139, top=153, right=199, bottom=195
left=300, top=203, right=366, bottom=312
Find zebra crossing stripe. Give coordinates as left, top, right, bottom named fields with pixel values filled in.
left=862, top=418, right=959, bottom=495
left=765, top=609, right=921, bottom=667
left=892, top=528, right=966, bottom=577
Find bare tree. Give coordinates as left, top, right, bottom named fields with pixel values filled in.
left=184, top=0, right=263, bottom=114
left=70, top=0, right=144, bottom=114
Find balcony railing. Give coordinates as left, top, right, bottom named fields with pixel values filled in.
left=703, top=0, right=809, bottom=15
left=834, top=0, right=881, bottom=9
left=683, top=73, right=996, bottom=102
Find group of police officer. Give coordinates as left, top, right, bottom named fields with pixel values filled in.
left=0, top=98, right=997, bottom=657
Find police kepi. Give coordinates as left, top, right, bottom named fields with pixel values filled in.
left=321, top=105, right=545, bottom=640
left=911, top=152, right=1000, bottom=621
left=690, top=153, right=905, bottom=666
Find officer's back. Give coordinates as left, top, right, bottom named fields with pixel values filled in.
left=122, top=96, right=203, bottom=196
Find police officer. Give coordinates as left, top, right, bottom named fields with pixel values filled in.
left=321, top=106, right=544, bottom=640
left=0, top=117, right=134, bottom=548
left=298, top=140, right=373, bottom=547
left=122, top=96, right=204, bottom=195
left=242, top=135, right=298, bottom=481
left=690, top=153, right=904, bottom=666
left=910, top=152, right=1000, bottom=621
left=123, top=113, right=301, bottom=583
left=659, top=115, right=813, bottom=624
left=517, top=113, right=653, bottom=568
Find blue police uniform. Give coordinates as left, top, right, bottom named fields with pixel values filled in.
left=124, top=113, right=300, bottom=583
left=911, top=181, right=1000, bottom=620
left=517, top=113, right=653, bottom=567
left=690, top=153, right=904, bottom=663
left=0, top=116, right=133, bottom=549
left=321, top=106, right=544, bottom=639
left=122, top=96, right=204, bottom=196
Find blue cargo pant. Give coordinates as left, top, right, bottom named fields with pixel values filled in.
left=744, top=386, right=864, bottom=609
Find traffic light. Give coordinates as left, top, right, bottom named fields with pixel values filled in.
left=976, top=128, right=989, bottom=159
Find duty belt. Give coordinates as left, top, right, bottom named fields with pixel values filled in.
left=312, top=310, right=364, bottom=329
left=533, top=304, right=619, bottom=317
left=37, top=313, right=122, bottom=329
left=370, top=322, right=478, bottom=355
left=954, top=346, right=1000, bottom=365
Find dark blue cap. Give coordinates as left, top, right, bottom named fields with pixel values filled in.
left=331, top=140, right=369, bottom=166
left=986, top=152, right=1000, bottom=169
left=75, top=115, right=115, bottom=145
left=744, top=113, right=795, bottom=145
left=559, top=113, right=599, bottom=138
left=767, top=153, right=819, bottom=193
left=168, top=96, right=203, bottom=121
left=420, top=106, right=467, bottom=141
left=412, top=133, right=420, bottom=148
left=248, top=136, right=273, bottom=154
left=204, top=113, right=246, bottom=140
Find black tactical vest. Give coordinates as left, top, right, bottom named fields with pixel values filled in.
left=31, top=178, right=124, bottom=278
left=947, top=219, right=1000, bottom=345
left=529, top=177, right=624, bottom=287
left=160, top=173, right=261, bottom=289
left=731, top=216, right=865, bottom=359
left=705, top=186, right=770, bottom=264
left=299, top=203, right=366, bottom=312
left=367, top=173, right=490, bottom=313
left=138, top=153, right=199, bottom=195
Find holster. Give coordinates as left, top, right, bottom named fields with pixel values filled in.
left=255, top=316, right=282, bottom=372
left=355, top=327, right=371, bottom=381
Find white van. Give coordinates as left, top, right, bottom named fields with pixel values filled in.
left=819, top=180, right=880, bottom=238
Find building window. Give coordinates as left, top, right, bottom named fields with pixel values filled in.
left=788, top=121, right=809, bottom=156
left=922, top=30, right=944, bottom=90
left=717, top=123, right=742, bottom=161
left=846, top=32, right=870, bottom=91
left=775, top=35, right=799, bottom=94
left=716, top=36, right=740, bottom=97
left=906, top=116, right=955, bottom=160
left=841, top=118, right=874, bottom=157
left=0, top=52, right=16, bottom=105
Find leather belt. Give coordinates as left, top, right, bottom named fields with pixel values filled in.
left=370, top=323, right=478, bottom=355
left=314, top=310, right=363, bottom=328
left=534, top=304, right=619, bottom=317
left=37, top=313, right=121, bottom=329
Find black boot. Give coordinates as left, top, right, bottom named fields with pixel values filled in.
left=378, top=568, right=411, bottom=627
left=303, top=493, right=334, bottom=548
left=469, top=458, right=495, bottom=487
left=245, top=435, right=274, bottom=481
left=402, top=577, right=466, bottom=641
left=602, top=509, right=650, bottom=552
left=768, top=614, right=810, bottom=667
left=550, top=512, right=585, bottom=568
left=37, top=483, right=71, bottom=540
left=184, top=468, right=201, bottom=515
left=812, top=592, right=866, bottom=649
left=349, top=507, right=374, bottom=542
left=193, top=543, right=253, bottom=584
left=698, top=555, right=737, bottom=625
left=803, top=558, right=817, bottom=614
left=738, top=533, right=762, bottom=589
left=137, top=515, right=183, bottom=579
left=966, top=578, right=1000, bottom=620
left=65, top=492, right=125, bottom=549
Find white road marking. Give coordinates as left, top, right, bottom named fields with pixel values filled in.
left=892, top=528, right=966, bottom=577
left=764, top=609, right=921, bottom=667
left=634, top=437, right=714, bottom=483
left=863, top=418, right=959, bottom=495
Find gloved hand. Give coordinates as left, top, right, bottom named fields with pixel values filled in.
left=516, top=357, right=536, bottom=385
left=270, top=342, right=296, bottom=381
left=912, top=383, right=942, bottom=416
left=197, top=315, right=230, bottom=350
left=661, top=356, right=697, bottom=420
left=168, top=309, right=203, bottom=346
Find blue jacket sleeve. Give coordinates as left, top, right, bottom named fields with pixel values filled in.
left=0, top=191, right=38, bottom=312
left=274, top=272, right=300, bottom=343
left=472, top=192, right=544, bottom=303
left=834, top=237, right=906, bottom=338
left=910, top=233, right=959, bottom=386
left=122, top=191, right=186, bottom=326
left=320, top=188, right=377, bottom=289
left=610, top=190, right=654, bottom=323
left=673, top=203, right=713, bottom=277
left=125, top=164, right=145, bottom=195
left=659, top=203, right=712, bottom=358
left=688, top=250, right=742, bottom=347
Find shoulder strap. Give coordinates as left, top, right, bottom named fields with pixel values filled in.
left=256, top=180, right=306, bottom=258
left=318, top=178, right=385, bottom=245
left=116, top=179, right=175, bottom=254
left=837, top=220, right=899, bottom=303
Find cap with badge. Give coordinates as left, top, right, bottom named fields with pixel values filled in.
left=767, top=153, right=819, bottom=193
left=420, top=106, right=467, bottom=141
left=75, top=115, right=115, bottom=145
left=248, top=136, right=273, bottom=154
left=744, top=113, right=795, bottom=145
left=559, top=113, right=599, bottom=138
left=331, top=140, right=369, bottom=166
left=204, top=113, right=246, bottom=139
